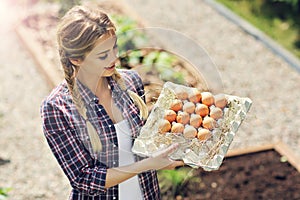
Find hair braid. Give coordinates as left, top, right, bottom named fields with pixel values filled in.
left=61, top=53, right=102, bottom=153
left=112, top=70, right=148, bottom=120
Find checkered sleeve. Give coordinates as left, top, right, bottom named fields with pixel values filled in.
left=41, top=100, right=108, bottom=196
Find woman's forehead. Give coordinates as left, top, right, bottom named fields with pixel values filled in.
left=89, top=33, right=117, bottom=55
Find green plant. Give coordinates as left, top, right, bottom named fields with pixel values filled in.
left=217, top=0, right=300, bottom=58
left=0, top=188, right=11, bottom=200
left=111, top=14, right=185, bottom=84
left=111, top=14, right=147, bottom=56
left=158, top=167, right=194, bottom=198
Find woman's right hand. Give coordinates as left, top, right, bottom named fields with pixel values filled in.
left=105, top=143, right=184, bottom=188
left=145, top=143, right=185, bottom=170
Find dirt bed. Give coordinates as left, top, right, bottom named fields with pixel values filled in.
left=172, top=150, right=300, bottom=200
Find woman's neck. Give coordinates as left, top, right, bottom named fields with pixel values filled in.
left=95, top=78, right=110, bottom=98
left=77, top=73, right=110, bottom=97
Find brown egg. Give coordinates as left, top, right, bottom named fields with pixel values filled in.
left=201, top=92, right=214, bottom=106
left=189, top=114, right=202, bottom=128
left=188, top=88, right=202, bottom=103
left=197, top=128, right=212, bottom=141
left=171, top=122, right=185, bottom=133
left=183, top=101, right=196, bottom=114
left=176, top=111, right=190, bottom=125
left=164, top=109, right=177, bottom=122
left=183, top=125, right=197, bottom=139
left=210, top=106, right=223, bottom=120
left=214, top=93, right=227, bottom=109
left=195, top=103, right=209, bottom=117
left=170, top=99, right=183, bottom=112
left=158, top=119, right=171, bottom=133
left=174, top=87, right=188, bottom=100
left=202, top=116, right=217, bottom=130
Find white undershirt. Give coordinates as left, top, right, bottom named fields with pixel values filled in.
left=114, top=120, right=143, bottom=200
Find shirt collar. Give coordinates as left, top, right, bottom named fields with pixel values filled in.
left=76, top=79, right=99, bottom=105
left=76, top=77, right=124, bottom=106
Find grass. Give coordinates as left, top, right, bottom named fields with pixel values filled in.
left=216, top=0, right=300, bottom=59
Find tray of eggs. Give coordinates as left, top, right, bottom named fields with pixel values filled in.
left=132, top=82, right=252, bottom=171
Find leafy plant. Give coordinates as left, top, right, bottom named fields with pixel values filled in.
left=158, top=167, right=194, bottom=198
left=217, top=0, right=300, bottom=58
left=0, top=188, right=11, bottom=200
left=143, top=50, right=185, bottom=84
left=111, top=14, right=185, bottom=83
left=111, top=14, right=147, bottom=56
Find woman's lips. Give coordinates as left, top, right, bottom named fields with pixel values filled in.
left=105, top=64, right=115, bottom=70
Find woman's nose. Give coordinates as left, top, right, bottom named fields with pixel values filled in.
left=108, top=49, right=118, bottom=63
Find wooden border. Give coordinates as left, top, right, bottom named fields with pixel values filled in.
left=226, top=142, right=300, bottom=173
left=15, top=25, right=63, bottom=90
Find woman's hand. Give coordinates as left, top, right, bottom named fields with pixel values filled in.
left=105, top=143, right=184, bottom=188
left=146, top=143, right=185, bottom=170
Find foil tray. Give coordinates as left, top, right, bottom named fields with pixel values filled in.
left=132, top=82, right=252, bottom=171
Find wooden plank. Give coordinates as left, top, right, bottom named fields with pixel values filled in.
left=225, top=142, right=300, bottom=173
left=15, top=25, right=63, bottom=90
left=274, top=141, right=300, bottom=173
left=226, top=143, right=274, bottom=158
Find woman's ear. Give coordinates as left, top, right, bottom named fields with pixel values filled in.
left=69, top=58, right=82, bottom=66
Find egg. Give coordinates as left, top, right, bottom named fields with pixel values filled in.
left=183, top=125, right=197, bottom=139
left=176, top=111, right=190, bottom=125
left=210, top=106, right=223, bottom=120
left=170, top=99, right=183, bottom=112
left=195, top=103, right=209, bottom=117
left=164, top=109, right=177, bottom=122
left=183, top=101, right=196, bottom=114
left=189, top=114, right=202, bottom=128
left=214, top=93, right=227, bottom=109
left=202, top=116, right=217, bottom=130
left=174, top=87, right=188, bottom=100
left=188, top=88, right=201, bottom=103
left=201, top=92, right=214, bottom=106
left=171, top=122, right=185, bottom=133
left=197, top=128, right=212, bottom=141
left=158, top=119, right=171, bottom=133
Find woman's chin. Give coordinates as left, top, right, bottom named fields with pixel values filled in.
left=102, top=70, right=115, bottom=77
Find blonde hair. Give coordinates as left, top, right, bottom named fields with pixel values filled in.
left=57, top=5, right=148, bottom=153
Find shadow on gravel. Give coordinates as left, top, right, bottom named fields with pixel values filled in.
left=0, top=158, right=10, bottom=166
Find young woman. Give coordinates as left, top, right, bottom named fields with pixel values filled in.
left=40, top=5, right=184, bottom=200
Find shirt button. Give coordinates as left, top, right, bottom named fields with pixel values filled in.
left=113, top=161, right=116, bottom=165
left=113, top=144, right=117, bottom=148
left=113, top=197, right=116, bottom=200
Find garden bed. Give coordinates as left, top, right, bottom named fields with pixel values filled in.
left=160, top=143, right=300, bottom=200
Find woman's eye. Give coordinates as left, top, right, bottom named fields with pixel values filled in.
left=98, top=54, right=108, bottom=60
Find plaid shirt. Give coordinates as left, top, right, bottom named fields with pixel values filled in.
left=41, top=69, right=160, bottom=200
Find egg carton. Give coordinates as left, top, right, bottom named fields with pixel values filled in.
left=132, top=82, right=252, bottom=171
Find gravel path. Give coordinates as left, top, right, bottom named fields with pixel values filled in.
left=0, top=1, right=70, bottom=199
left=0, top=0, right=299, bottom=199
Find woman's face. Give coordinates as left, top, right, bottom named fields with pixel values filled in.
left=77, top=34, right=118, bottom=78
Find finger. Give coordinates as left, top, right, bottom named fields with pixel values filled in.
left=173, top=160, right=185, bottom=167
left=163, top=143, right=179, bottom=156
left=164, top=160, right=185, bottom=170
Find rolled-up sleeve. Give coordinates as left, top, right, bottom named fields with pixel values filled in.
left=41, top=102, right=107, bottom=196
